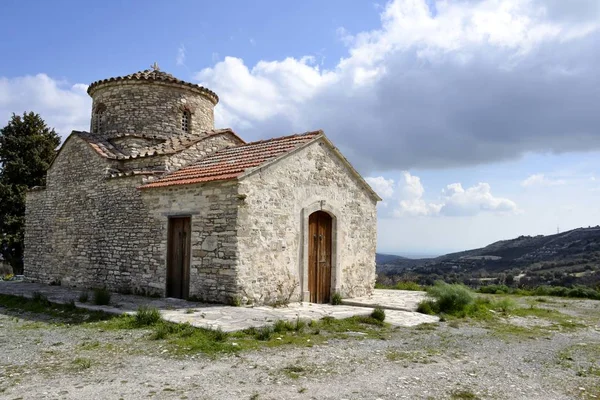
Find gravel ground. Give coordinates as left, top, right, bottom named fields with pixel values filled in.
left=1, top=296, right=599, bottom=400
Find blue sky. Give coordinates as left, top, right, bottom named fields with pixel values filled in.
left=0, top=0, right=379, bottom=80
left=1, top=0, right=599, bottom=256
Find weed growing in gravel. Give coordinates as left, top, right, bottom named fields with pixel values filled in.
left=282, top=365, right=305, bottom=379
left=134, top=306, right=162, bottom=327
left=254, top=326, right=274, bottom=341
left=92, top=288, right=111, bottom=305
left=72, top=358, right=92, bottom=370
left=450, top=389, right=479, bottom=399
left=371, top=306, right=386, bottom=322
left=331, top=292, right=343, bottom=305
left=79, top=341, right=101, bottom=350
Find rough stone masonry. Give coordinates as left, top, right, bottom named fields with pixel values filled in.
left=24, top=66, right=381, bottom=305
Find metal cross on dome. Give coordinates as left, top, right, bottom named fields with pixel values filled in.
left=150, top=62, right=160, bottom=71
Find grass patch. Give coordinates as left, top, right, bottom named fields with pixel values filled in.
left=282, top=365, right=306, bottom=379
left=479, top=284, right=600, bottom=300
left=376, top=281, right=424, bottom=291
left=134, top=306, right=162, bottom=327
left=79, top=341, right=101, bottom=350
left=450, top=389, right=479, bottom=399
left=1, top=294, right=390, bottom=357
left=72, top=357, right=92, bottom=370
left=0, top=293, right=113, bottom=324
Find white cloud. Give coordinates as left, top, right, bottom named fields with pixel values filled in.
left=393, top=172, right=443, bottom=216
left=197, top=0, right=600, bottom=172
left=176, top=44, right=186, bottom=66
left=521, top=173, right=567, bottom=187
left=365, top=176, right=395, bottom=199
left=439, top=182, right=519, bottom=216
left=370, top=171, right=518, bottom=217
left=0, top=74, right=90, bottom=139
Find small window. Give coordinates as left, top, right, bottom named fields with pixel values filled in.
left=92, top=103, right=106, bottom=133
left=181, top=110, right=191, bottom=132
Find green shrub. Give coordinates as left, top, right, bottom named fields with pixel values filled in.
left=394, top=281, right=423, bottom=291
left=78, top=292, right=89, bottom=303
left=150, top=324, right=171, bottom=340
left=331, top=292, right=343, bottom=305
left=92, top=288, right=111, bottom=306
left=210, top=328, right=228, bottom=342
left=294, top=317, right=307, bottom=331
left=371, top=306, right=386, bottom=322
left=494, top=298, right=517, bottom=314
left=229, top=295, right=242, bottom=307
left=135, top=306, right=162, bottom=327
left=566, top=286, right=600, bottom=300
left=273, top=320, right=294, bottom=333
left=417, top=300, right=437, bottom=315
left=254, top=326, right=273, bottom=341
left=426, top=281, right=474, bottom=315
left=478, top=284, right=510, bottom=294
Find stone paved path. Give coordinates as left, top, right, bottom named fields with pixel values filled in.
left=341, top=288, right=427, bottom=311
left=0, top=282, right=438, bottom=332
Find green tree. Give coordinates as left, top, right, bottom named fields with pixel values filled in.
left=0, top=112, right=60, bottom=274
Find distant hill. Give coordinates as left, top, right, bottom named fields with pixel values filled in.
left=377, top=226, right=600, bottom=289
left=376, top=253, right=431, bottom=275
left=376, top=253, right=409, bottom=264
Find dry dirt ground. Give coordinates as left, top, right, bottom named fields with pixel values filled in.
left=0, top=295, right=599, bottom=400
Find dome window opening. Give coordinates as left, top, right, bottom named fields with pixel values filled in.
left=181, top=110, right=191, bottom=133
left=92, top=103, right=106, bottom=133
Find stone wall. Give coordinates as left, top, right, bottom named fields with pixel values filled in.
left=141, top=182, right=241, bottom=303
left=90, top=81, right=215, bottom=139
left=236, top=139, right=378, bottom=304
left=24, top=136, right=166, bottom=295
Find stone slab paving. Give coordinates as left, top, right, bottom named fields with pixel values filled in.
left=0, top=282, right=438, bottom=332
left=341, top=288, right=428, bottom=311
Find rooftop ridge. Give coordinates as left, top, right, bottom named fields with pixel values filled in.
left=87, top=68, right=219, bottom=104
left=140, top=130, right=322, bottom=189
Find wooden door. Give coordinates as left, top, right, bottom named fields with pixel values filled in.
left=166, top=217, right=191, bottom=299
left=308, top=211, right=332, bottom=303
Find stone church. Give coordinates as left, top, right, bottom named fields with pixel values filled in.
left=24, top=66, right=380, bottom=305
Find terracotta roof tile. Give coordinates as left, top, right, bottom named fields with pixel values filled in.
left=140, top=130, right=322, bottom=189
left=87, top=68, right=218, bottom=104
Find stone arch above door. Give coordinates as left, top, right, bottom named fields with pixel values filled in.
left=300, top=200, right=341, bottom=302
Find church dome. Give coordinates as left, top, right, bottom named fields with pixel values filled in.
left=87, top=65, right=218, bottom=140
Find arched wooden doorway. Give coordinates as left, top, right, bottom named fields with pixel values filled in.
left=308, top=211, right=332, bottom=303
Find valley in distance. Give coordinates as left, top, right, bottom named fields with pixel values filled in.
left=377, top=225, right=600, bottom=292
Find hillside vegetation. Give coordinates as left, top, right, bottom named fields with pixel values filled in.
left=377, top=226, right=600, bottom=292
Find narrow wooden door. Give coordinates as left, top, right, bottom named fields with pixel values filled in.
left=166, top=217, right=191, bottom=299
left=308, top=211, right=332, bottom=303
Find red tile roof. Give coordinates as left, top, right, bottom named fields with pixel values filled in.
left=140, top=130, right=322, bottom=189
